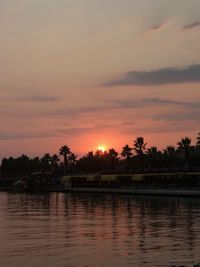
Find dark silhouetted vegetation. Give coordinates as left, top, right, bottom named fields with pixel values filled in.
left=1, top=134, right=200, bottom=178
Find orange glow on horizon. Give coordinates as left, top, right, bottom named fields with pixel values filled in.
left=97, top=145, right=107, bottom=153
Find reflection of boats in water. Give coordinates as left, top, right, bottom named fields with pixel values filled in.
left=167, top=261, right=200, bottom=267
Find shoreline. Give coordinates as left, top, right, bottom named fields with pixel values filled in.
left=1, top=186, right=200, bottom=197
left=67, top=187, right=200, bottom=197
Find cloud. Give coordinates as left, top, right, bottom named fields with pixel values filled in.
left=109, top=97, right=199, bottom=110
left=134, top=98, right=200, bottom=123
left=121, top=120, right=199, bottom=135
left=0, top=95, right=60, bottom=102
left=182, top=21, right=200, bottom=30
left=0, top=132, right=51, bottom=140
left=0, top=125, right=115, bottom=140
left=1, top=97, right=199, bottom=141
left=106, top=97, right=200, bottom=126
left=154, top=108, right=200, bottom=122
left=3, top=96, right=199, bottom=119
left=145, top=22, right=166, bottom=35
left=44, top=97, right=197, bottom=118
left=16, top=96, right=60, bottom=102
left=139, top=97, right=199, bottom=108
left=57, top=124, right=115, bottom=137
left=105, top=64, right=200, bottom=86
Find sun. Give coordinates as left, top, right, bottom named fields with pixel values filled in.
left=97, top=145, right=107, bottom=153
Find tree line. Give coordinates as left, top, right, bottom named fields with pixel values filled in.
left=1, top=133, right=200, bottom=176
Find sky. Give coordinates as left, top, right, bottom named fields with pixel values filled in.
left=0, top=0, right=200, bottom=158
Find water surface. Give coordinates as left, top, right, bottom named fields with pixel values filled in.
left=0, top=192, right=200, bottom=267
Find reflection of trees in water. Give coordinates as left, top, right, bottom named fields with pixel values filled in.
left=185, top=201, right=195, bottom=254
left=2, top=192, right=200, bottom=266
left=6, top=192, right=51, bottom=216
left=137, top=197, right=200, bottom=258
left=138, top=199, right=147, bottom=253
left=9, top=192, right=197, bottom=261
left=71, top=195, right=197, bottom=226
left=66, top=194, right=200, bottom=259
left=10, top=192, right=198, bottom=256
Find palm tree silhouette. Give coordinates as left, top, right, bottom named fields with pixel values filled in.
left=163, top=146, right=176, bottom=156
left=177, top=137, right=191, bottom=167
left=121, top=145, right=133, bottom=170
left=68, top=153, right=77, bottom=168
left=59, top=145, right=71, bottom=175
left=146, top=147, right=161, bottom=169
left=133, top=137, right=147, bottom=169
left=51, top=154, right=60, bottom=171
left=133, top=137, right=147, bottom=156
left=41, top=153, right=51, bottom=172
left=121, top=145, right=132, bottom=160
left=107, top=148, right=119, bottom=171
left=163, top=146, right=176, bottom=168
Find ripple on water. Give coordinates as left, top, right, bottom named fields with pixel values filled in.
left=0, top=193, right=200, bottom=267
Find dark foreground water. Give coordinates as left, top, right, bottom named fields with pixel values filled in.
left=0, top=192, right=200, bottom=267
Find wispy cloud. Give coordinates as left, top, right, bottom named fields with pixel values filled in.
left=154, top=108, right=200, bottom=122
left=16, top=96, right=60, bottom=102
left=57, top=124, right=115, bottom=137
left=0, top=125, right=115, bottom=140
left=145, top=22, right=167, bottom=35
left=122, top=121, right=199, bottom=135
left=104, top=64, right=200, bottom=86
left=45, top=97, right=199, bottom=118
left=0, top=95, right=60, bottom=102
left=3, top=96, right=200, bottom=119
left=0, top=132, right=51, bottom=140
left=182, top=21, right=200, bottom=30
left=143, top=98, right=200, bottom=108
left=113, top=97, right=200, bottom=124
left=1, top=97, right=199, bottom=140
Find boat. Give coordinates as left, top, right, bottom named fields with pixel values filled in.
left=61, top=172, right=200, bottom=197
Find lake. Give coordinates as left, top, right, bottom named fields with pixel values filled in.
left=0, top=192, right=200, bottom=267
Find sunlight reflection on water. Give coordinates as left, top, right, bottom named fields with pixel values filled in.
left=0, top=192, right=200, bottom=267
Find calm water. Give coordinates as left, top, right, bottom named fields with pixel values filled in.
left=0, top=192, right=200, bottom=267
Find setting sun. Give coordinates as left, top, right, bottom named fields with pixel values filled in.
left=97, top=145, right=107, bottom=152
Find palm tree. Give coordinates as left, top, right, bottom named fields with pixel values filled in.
left=107, top=148, right=119, bottom=171
left=177, top=137, right=191, bottom=167
left=68, top=153, right=77, bottom=168
left=121, top=144, right=132, bottom=170
left=133, top=137, right=147, bottom=156
left=121, top=145, right=132, bottom=160
left=163, top=145, right=176, bottom=168
left=59, top=145, right=71, bottom=175
left=196, top=133, right=200, bottom=147
left=146, top=146, right=159, bottom=156
left=133, top=137, right=147, bottom=169
left=87, top=151, right=94, bottom=159
left=51, top=154, right=60, bottom=171
left=163, top=146, right=176, bottom=156
left=95, top=149, right=104, bottom=158
left=41, top=153, right=51, bottom=172
left=146, top=147, right=161, bottom=169
left=31, top=157, right=41, bottom=172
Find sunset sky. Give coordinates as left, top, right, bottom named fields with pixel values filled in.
left=0, top=0, right=200, bottom=158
